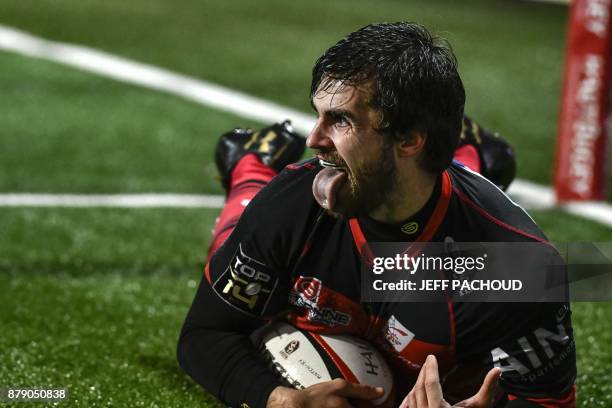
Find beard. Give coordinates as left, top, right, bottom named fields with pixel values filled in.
left=317, top=145, right=397, bottom=219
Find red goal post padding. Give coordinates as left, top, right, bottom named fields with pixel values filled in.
left=554, top=0, right=612, bottom=202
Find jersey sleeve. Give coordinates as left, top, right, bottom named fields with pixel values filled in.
left=177, top=161, right=321, bottom=408
left=493, top=303, right=576, bottom=406
left=177, top=277, right=284, bottom=408
left=447, top=164, right=576, bottom=406
left=450, top=301, right=576, bottom=407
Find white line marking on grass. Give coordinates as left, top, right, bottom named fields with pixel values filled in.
left=1, top=24, right=612, bottom=228
left=506, top=179, right=556, bottom=210
left=508, top=180, right=612, bottom=228
left=0, top=194, right=224, bottom=208
left=0, top=25, right=316, bottom=133
left=563, top=201, right=612, bottom=229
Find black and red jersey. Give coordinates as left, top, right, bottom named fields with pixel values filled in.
left=178, top=158, right=576, bottom=408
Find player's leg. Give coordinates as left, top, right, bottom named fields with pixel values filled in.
left=208, top=121, right=305, bottom=256
left=455, top=115, right=516, bottom=191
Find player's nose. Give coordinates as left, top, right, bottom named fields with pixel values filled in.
left=306, top=121, right=334, bottom=150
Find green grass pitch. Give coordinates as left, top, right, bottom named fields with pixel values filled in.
left=0, top=0, right=611, bottom=406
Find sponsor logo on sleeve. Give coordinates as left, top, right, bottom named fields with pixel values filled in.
left=490, top=321, right=574, bottom=383
left=292, top=276, right=322, bottom=307
left=288, top=276, right=351, bottom=327
left=383, top=315, right=415, bottom=353
left=212, top=244, right=278, bottom=316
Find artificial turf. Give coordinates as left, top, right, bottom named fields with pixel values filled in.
left=0, top=51, right=263, bottom=194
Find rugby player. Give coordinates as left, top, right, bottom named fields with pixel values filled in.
left=177, top=22, right=575, bottom=408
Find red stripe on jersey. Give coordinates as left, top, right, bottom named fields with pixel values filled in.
left=348, top=218, right=373, bottom=260
left=204, top=263, right=211, bottom=283
left=416, top=170, right=452, bottom=242
left=309, top=332, right=359, bottom=383
left=508, top=384, right=576, bottom=408
left=451, top=186, right=548, bottom=243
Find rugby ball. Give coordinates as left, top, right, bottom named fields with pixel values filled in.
left=256, top=321, right=395, bottom=408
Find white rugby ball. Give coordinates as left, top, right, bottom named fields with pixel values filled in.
left=256, top=321, right=395, bottom=408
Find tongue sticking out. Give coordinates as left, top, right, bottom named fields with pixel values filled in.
left=312, top=167, right=348, bottom=211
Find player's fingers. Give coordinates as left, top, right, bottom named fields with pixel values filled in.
left=399, top=391, right=417, bottom=408
left=473, top=367, right=501, bottom=405
left=333, top=379, right=384, bottom=401
left=399, top=393, right=409, bottom=408
left=455, top=367, right=501, bottom=408
left=423, top=355, right=445, bottom=406
left=414, top=356, right=430, bottom=407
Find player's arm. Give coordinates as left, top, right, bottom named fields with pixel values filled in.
left=177, top=163, right=303, bottom=407
left=177, top=272, right=284, bottom=408
left=178, top=121, right=313, bottom=407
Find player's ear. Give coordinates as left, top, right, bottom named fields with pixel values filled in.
left=395, top=130, right=426, bottom=158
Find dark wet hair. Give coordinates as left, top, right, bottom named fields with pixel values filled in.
left=311, top=22, right=465, bottom=173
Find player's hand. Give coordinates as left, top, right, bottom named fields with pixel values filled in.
left=399, top=355, right=501, bottom=408
left=266, top=379, right=384, bottom=408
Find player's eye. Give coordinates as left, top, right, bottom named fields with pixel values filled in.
left=336, top=117, right=350, bottom=128
left=332, top=113, right=351, bottom=129
left=323, top=111, right=352, bottom=131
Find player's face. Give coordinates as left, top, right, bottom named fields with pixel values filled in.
left=307, top=81, right=397, bottom=218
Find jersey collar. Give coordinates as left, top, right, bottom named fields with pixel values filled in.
left=349, top=170, right=453, bottom=261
